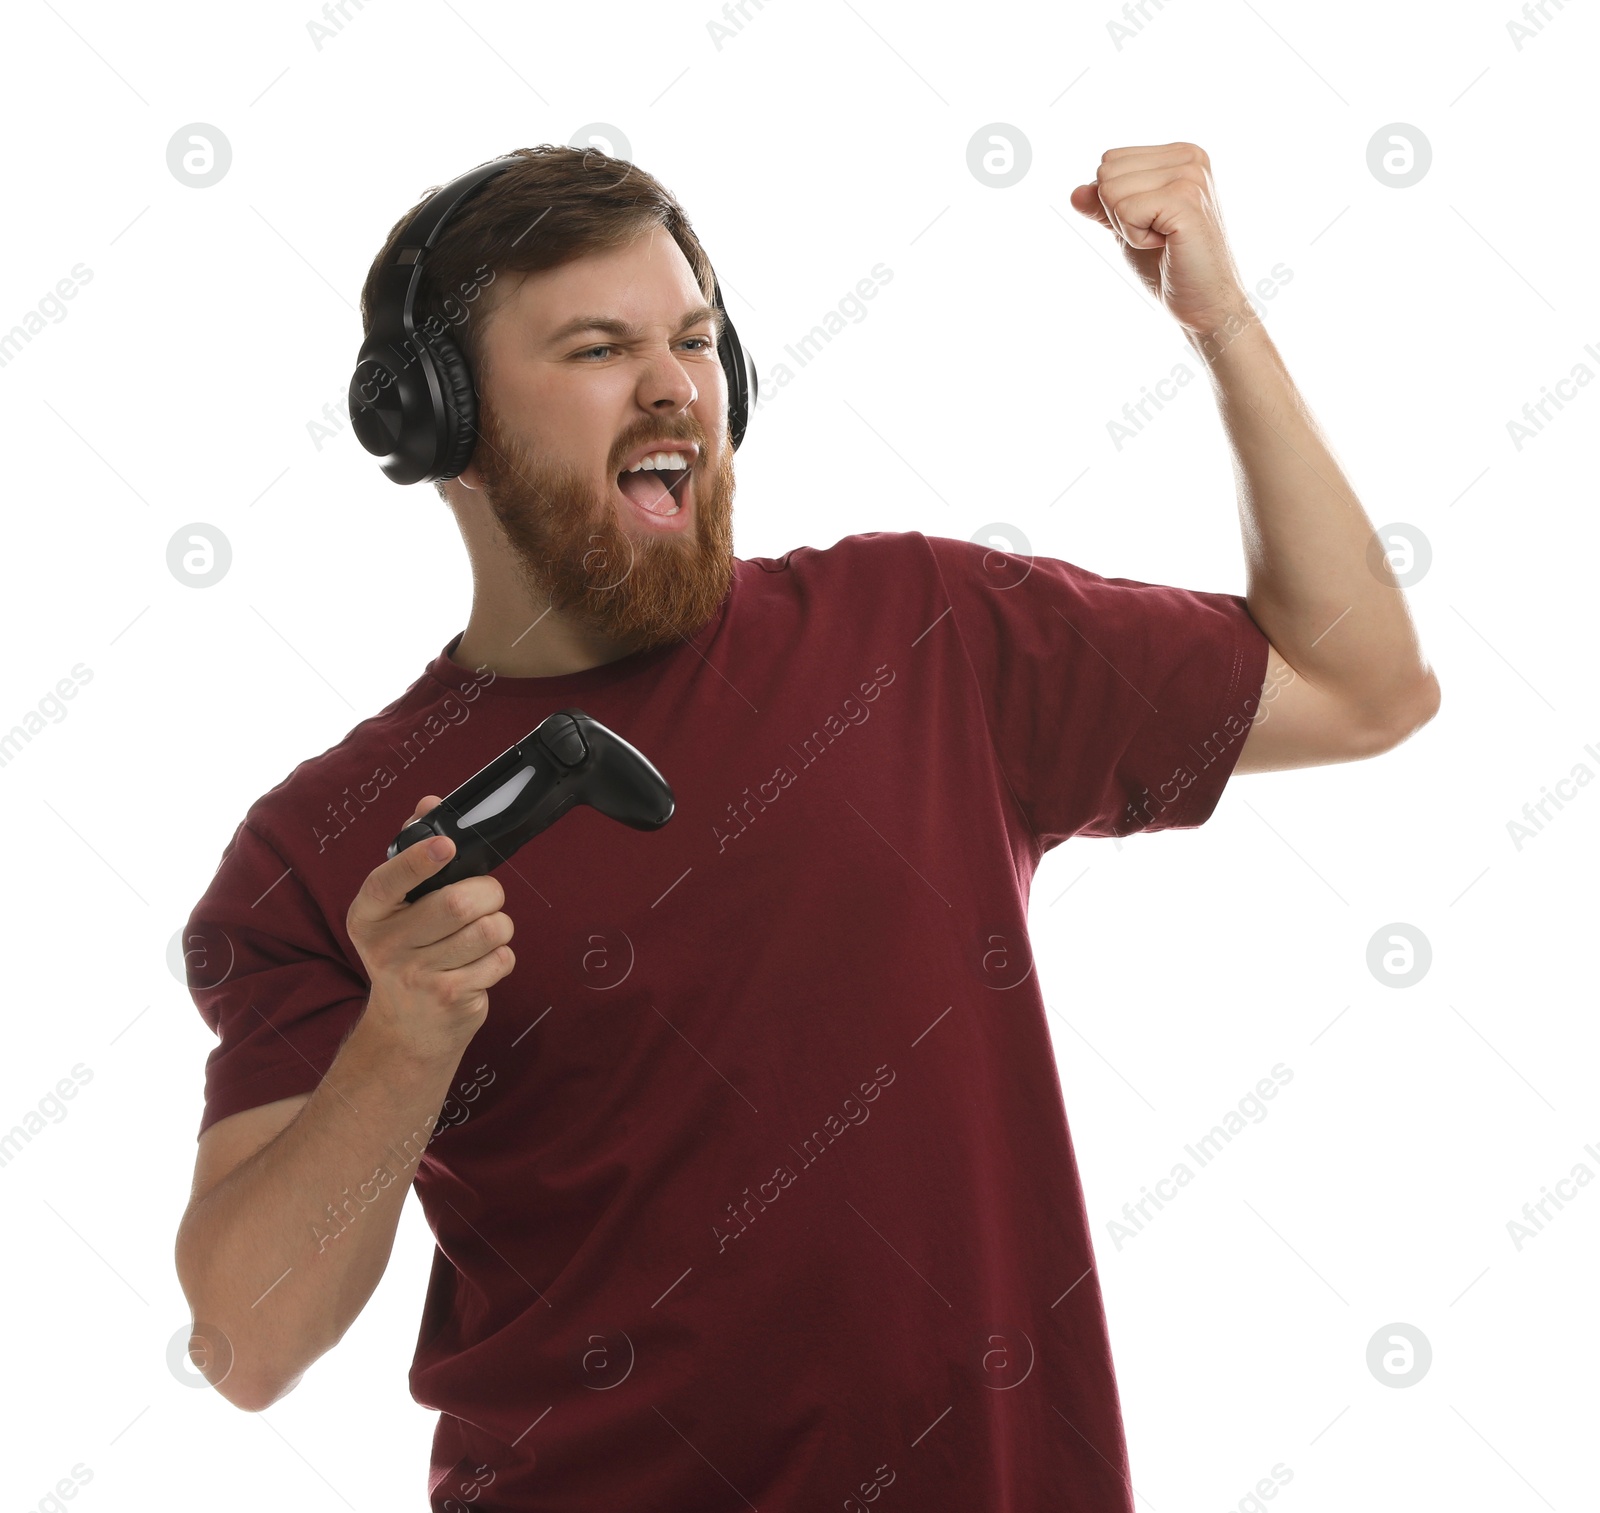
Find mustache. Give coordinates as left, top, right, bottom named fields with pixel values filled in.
left=472, top=409, right=706, bottom=499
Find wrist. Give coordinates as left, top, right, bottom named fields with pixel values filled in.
left=351, top=994, right=477, bottom=1081
left=1180, top=294, right=1267, bottom=365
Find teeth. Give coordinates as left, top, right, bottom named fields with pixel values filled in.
left=625, top=451, right=690, bottom=473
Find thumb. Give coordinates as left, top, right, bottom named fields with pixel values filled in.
left=1070, top=182, right=1114, bottom=230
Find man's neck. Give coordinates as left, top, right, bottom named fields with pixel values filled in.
left=449, top=607, right=639, bottom=680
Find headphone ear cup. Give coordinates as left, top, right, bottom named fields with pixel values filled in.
left=422, top=330, right=480, bottom=480
left=717, top=326, right=755, bottom=453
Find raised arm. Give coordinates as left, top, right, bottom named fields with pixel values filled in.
left=1071, top=143, right=1441, bottom=773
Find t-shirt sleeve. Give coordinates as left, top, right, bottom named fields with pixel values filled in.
left=921, top=532, right=1270, bottom=850
left=183, top=820, right=372, bottom=1139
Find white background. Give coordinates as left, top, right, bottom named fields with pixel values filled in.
left=1, top=0, right=1593, bottom=1509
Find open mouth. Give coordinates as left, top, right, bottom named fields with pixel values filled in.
left=615, top=461, right=691, bottom=518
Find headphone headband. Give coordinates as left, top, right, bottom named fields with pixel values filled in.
left=348, top=154, right=755, bottom=486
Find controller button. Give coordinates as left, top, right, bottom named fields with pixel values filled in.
left=542, top=715, right=589, bottom=768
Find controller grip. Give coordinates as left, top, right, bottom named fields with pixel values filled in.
left=391, top=782, right=582, bottom=904
left=582, top=722, right=677, bottom=828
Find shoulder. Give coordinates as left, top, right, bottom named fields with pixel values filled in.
left=789, top=530, right=1068, bottom=593
left=739, top=528, right=1102, bottom=631
left=231, top=662, right=447, bottom=868
left=745, top=529, right=942, bottom=583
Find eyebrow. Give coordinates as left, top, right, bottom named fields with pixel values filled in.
left=544, top=302, right=723, bottom=348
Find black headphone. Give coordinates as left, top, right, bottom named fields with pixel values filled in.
left=348, top=154, right=757, bottom=486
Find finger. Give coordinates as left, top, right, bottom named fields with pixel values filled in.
left=408, top=794, right=444, bottom=825
left=401, top=872, right=508, bottom=949
left=1094, top=165, right=1207, bottom=200
left=1070, top=182, right=1114, bottom=230
left=422, top=904, right=514, bottom=972
left=1099, top=185, right=1201, bottom=250
left=1098, top=143, right=1206, bottom=171
left=436, top=942, right=516, bottom=998
left=354, top=827, right=457, bottom=920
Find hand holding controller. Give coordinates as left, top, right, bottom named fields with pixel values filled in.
left=386, top=708, right=675, bottom=903
left=348, top=796, right=514, bottom=1058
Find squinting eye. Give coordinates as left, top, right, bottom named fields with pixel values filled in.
left=576, top=338, right=713, bottom=360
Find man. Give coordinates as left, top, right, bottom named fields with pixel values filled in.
left=175, top=143, right=1438, bottom=1511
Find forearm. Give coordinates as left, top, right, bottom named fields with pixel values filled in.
left=175, top=1005, right=467, bottom=1410
left=1189, top=308, right=1438, bottom=724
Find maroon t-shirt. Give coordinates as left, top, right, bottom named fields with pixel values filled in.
left=185, top=529, right=1268, bottom=1512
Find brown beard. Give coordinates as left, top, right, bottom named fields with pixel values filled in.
left=467, top=388, right=738, bottom=654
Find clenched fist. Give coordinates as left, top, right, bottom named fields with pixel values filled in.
left=1070, top=143, right=1249, bottom=337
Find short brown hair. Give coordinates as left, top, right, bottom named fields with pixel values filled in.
left=358, top=145, right=718, bottom=497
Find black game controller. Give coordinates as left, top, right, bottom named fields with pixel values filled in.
left=387, top=708, right=674, bottom=902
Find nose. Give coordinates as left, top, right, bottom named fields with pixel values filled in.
left=633, top=343, right=698, bottom=418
